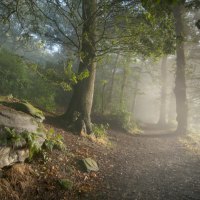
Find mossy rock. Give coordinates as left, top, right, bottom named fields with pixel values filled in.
left=80, top=157, right=99, bottom=172
left=0, top=105, right=46, bottom=168
left=58, top=179, right=73, bottom=190
left=0, top=96, right=44, bottom=122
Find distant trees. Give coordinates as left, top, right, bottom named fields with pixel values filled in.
left=157, top=56, right=168, bottom=126
left=141, top=0, right=198, bottom=133
left=0, top=49, right=57, bottom=110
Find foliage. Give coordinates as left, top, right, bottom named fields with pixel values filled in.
left=81, top=123, right=110, bottom=146
left=0, top=49, right=57, bottom=111
left=0, top=49, right=28, bottom=96
left=108, top=110, right=141, bottom=134
left=92, top=123, right=109, bottom=139
left=43, top=128, right=65, bottom=151
left=1, top=127, right=43, bottom=159
left=0, top=127, right=65, bottom=160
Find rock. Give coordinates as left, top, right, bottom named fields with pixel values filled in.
left=0, top=99, right=45, bottom=122
left=0, top=107, right=39, bottom=133
left=0, top=147, right=29, bottom=169
left=58, top=179, right=73, bottom=190
left=80, top=158, right=99, bottom=172
left=0, top=103, right=46, bottom=169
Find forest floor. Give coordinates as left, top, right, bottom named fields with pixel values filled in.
left=1, top=119, right=200, bottom=200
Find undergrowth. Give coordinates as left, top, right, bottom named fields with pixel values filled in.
left=93, top=123, right=109, bottom=138
left=112, top=110, right=141, bottom=134
left=43, top=128, right=65, bottom=151
left=179, top=129, right=200, bottom=155
left=94, top=110, right=142, bottom=134
left=0, top=127, right=65, bottom=160
left=82, top=123, right=110, bottom=146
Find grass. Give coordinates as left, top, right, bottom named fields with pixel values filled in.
left=179, top=130, right=200, bottom=155
left=81, top=123, right=111, bottom=146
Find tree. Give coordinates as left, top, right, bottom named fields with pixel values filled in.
left=141, top=0, right=189, bottom=132
left=63, top=0, right=97, bottom=134
left=108, top=53, right=120, bottom=108
left=157, top=56, right=168, bottom=126
left=173, top=3, right=188, bottom=133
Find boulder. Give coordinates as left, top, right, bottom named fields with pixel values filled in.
left=80, top=157, right=99, bottom=172
left=0, top=99, right=46, bottom=169
left=0, top=147, right=29, bottom=169
left=0, top=98, right=45, bottom=122
left=0, top=107, right=39, bottom=133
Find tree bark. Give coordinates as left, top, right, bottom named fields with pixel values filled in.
left=120, top=65, right=128, bottom=110
left=157, top=56, right=167, bottom=126
left=173, top=4, right=188, bottom=133
left=108, top=53, right=119, bottom=109
left=63, top=0, right=97, bottom=134
left=131, top=67, right=142, bottom=120
left=101, top=82, right=106, bottom=114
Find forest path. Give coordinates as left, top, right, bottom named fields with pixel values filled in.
left=92, top=129, right=200, bottom=200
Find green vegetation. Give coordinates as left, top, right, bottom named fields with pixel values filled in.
left=58, top=179, right=73, bottom=190
left=92, top=123, right=109, bottom=139
left=110, top=110, right=141, bottom=134
left=0, top=49, right=57, bottom=111
left=0, top=127, right=65, bottom=159
left=43, top=128, right=65, bottom=151
left=0, top=127, right=44, bottom=159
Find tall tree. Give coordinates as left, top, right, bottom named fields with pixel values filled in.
left=141, top=0, right=189, bottom=132
left=119, top=56, right=130, bottom=110
left=108, top=53, right=120, bottom=108
left=63, top=0, right=97, bottom=134
left=173, top=3, right=188, bottom=133
left=157, top=56, right=168, bottom=126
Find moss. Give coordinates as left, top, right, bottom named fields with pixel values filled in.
left=58, top=179, right=73, bottom=190
left=0, top=97, right=45, bottom=121
left=0, top=95, right=13, bottom=102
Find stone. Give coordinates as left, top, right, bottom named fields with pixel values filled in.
left=0, top=107, right=39, bottom=133
left=0, top=147, right=29, bottom=168
left=0, top=104, right=46, bottom=169
left=58, top=179, right=73, bottom=190
left=0, top=100, right=45, bottom=122
left=81, top=157, right=99, bottom=172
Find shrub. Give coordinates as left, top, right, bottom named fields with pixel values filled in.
left=1, top=127, right=44, bottom=159
left=92, top=123, right=109, bottom=138
left=0, top=127, right=65, bottom=160
left=108, top=109, right=141, bottom=134
left=43, top=128, right=65, bottom=151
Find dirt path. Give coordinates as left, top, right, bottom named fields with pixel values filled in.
left=92, top=129, right=200, bottom=200
left=1, top=124, right=200, bottom=200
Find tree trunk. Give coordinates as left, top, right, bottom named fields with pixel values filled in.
left=173, top=4, right=188, bottom=133
left=63, top=0, right=97, bottom=134
left=120, top=66, right=128, bottom=110
left=130, top=61, right=145, bottom=120
left=108, top=53, right=119, bottom=109
left=157, top=56, right=167, bottom=126
left=131, top=68, right=142, bottom=120
left=101, top=82, right=106, bottom=114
